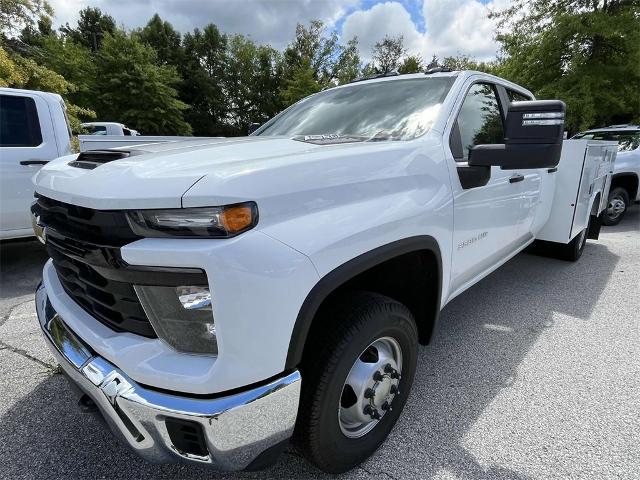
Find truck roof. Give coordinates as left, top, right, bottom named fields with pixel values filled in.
left=581, top=125, right=640, bottom=133
left=0, top=86, right=63, bottom=102
left=330, top=69, right=534, bottom=99
left=81, top=122, right=126, bottom=127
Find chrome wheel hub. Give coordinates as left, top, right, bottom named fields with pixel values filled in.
left=607, top=196, right=626, bottom=218
left=338, top=337, right=402, bottom=438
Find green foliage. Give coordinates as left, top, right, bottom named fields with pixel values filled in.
left=179, top=24, right=228, bottom=135
left=231, top=38, right=283, bottom=127
left=139, top=14, right=182, bottom=65
left=284, top=20, right=340, bottom=86
left=60, top=7, right=115, bottom=51
left=442, top=54, right=500, bottom=74
left=371, top=35, right=405, bottom=74
left=280, top=58, right=321, bottom=107
left=39, top=35, right=96, bottom=108
left=334, top=37, right=361, bottom=84
left=0, top=45, right=95, bottom=129
left=5, top=2, right=636, bottom=140
left=398, top=55, right=424, bottom=74
left=492, top=0, right=640, bottom=132
left=0, top=0, right=52, bottom=36
left=94, top=31, right=191, bottom=135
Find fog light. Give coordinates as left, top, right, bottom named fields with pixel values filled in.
left=176, top=286, right=212, bottom=311
left=134, top=285, right=217, bottom=355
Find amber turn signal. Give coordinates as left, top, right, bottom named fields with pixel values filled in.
left=220, top=205, right=255, bottom=233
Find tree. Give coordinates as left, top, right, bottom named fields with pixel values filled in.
left=398, top=54, right=424, bottom=74
left=0, top=0, right=52, bottom=36
left=95, top=31, right=191, bottom=135
left=334, top=37, right=361, bottom=84
left=371, top=35, right=405, bottom=74
left=179, top=24, right=228, bottom=135
left=280, top=58, right=321, bottom=106
left=283, top=20, right=340, bottom=86
left=492, top=0, right=640, bottom=133
left=18, top=15, right=52, bottom=46
left=139, top=14, right=182, bottom=66
left=251, top=44, right=284, bottom=123
left=442, top=54, right=499, bottom=74
left=60, top=7, right=115, bottom=51
left=40, top=35, right=96, bottom=108
left=0, top=45, right=95, bottom=130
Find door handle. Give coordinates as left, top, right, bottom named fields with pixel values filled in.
left=509, top=174, right=524, bottom=183
left=20, top=160, right=49, bottom=166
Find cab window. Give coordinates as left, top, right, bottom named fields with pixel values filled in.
left=86, top=125, right=107, bottom=135
left=0, top=95, right=43, bottom=147
left=456, top=83, right=505, bottom=159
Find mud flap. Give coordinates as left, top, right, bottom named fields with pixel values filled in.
left=587, top=213, right=603, bottom=240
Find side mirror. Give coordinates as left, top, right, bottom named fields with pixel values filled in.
left=248, top=122, right=261, bottom=135
left=469, top=100, right=566, bottom=170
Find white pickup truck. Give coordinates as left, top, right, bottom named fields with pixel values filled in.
left=0, top=86, right=210, bottom=240
left=0, top=87, right=73, bottom=239
left=31, top=71, right=617, bottom=473
left=572, top=124, right=639, bottom=225
left=81, top=122, right=141, bottom=136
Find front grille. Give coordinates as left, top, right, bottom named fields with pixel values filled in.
left=32, top=196, right=155, bottom=337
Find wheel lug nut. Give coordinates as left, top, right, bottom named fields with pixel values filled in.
left=384, top=364, right=394, bottom=374
left=390, top=385, right=399, bottom=395
left=364, top=388, right=375, bottom=399
left=373, top=371, right=383, bottom=381
left=390, top=371, right=400, bottom=380
left=381, top=401, right=390, bottom=411
left=363, top=405, right=381, bottom=420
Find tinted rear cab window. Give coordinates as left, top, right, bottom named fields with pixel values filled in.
left=0, top=94, right=43, bottom=147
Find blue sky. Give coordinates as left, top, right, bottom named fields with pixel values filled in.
left=50, top=0, right=506, bottom=61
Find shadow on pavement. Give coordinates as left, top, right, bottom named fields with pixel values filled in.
left=0, top=237, right=620, bottom=479
left=0, top=239, right=49, bottom=301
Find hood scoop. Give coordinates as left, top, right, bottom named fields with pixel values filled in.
left=68, top=149, right=144, bottom=170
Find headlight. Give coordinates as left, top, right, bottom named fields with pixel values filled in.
left=135, top=285, right=217, bottom=355
left=126, top=202, right=258, bottom=238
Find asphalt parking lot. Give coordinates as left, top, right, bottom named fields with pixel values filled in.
left=1, top=206, right=638, bottom=480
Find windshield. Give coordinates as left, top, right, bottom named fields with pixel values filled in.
left=256, top=77, right=454, bottom=142
left=572, top=130, right=640, bottom=151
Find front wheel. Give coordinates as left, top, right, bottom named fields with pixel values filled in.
left=602, top=187, right=629, bottom=226
left=294, top=292, right=418, bottom=474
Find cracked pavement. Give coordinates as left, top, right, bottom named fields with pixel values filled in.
left=1, top=206, right=638, bottom=480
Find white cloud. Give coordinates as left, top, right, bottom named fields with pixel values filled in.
left=48, top=0, right=360, bottom=50
left=48, top=0, right=508, bottom=61
left=342, top=0, right=508, bottom=63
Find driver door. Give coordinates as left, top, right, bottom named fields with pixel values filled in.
left=447, top=82, right=527, bottom=296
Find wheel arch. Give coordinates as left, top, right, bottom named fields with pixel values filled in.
left=285, top=236, right=442, bottom=369
left=611, top=173, right=639, bottom=200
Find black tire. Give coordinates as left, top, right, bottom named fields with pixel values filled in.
left=557, top=227, right=587, bottom=262
left=294, top=291, right=418, bottom=474
left=602, top=187, right=629, bottom=226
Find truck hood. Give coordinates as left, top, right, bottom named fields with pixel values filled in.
left=33, top=137, right=325, bottom=209
left=34, top=135, right=435, bottom=229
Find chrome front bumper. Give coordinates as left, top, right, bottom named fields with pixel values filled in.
left=35, top=283, right=301, bottom=470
